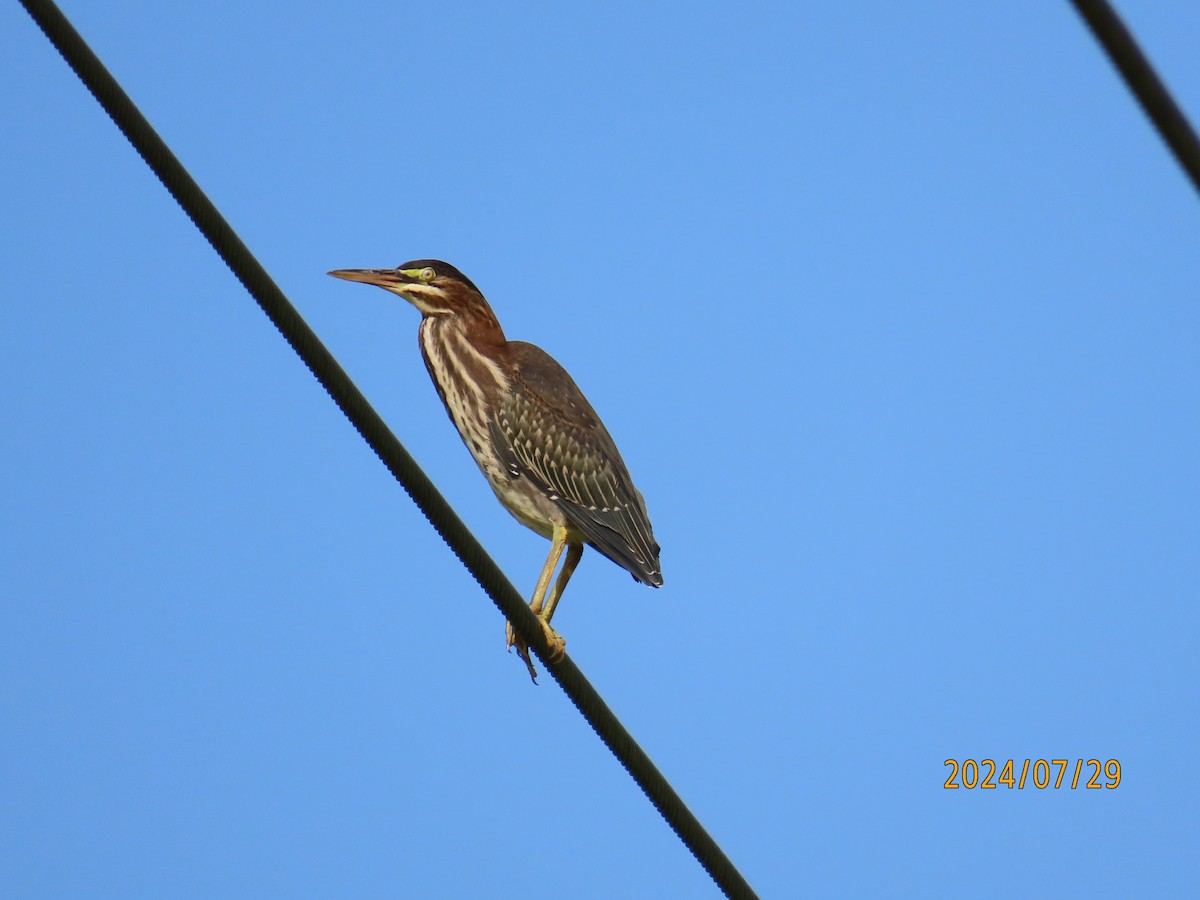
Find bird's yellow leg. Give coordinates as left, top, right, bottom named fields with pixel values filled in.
left=529, top=528, right=568, bottom=618
left=540, top=542, right=583, bottom=628
left=506, top=526, right=569, bottom=680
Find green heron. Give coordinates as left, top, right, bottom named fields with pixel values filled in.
left=327, top=260, right=662, bottom=679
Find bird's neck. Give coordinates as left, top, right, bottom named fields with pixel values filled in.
left=418, top=313, right=512, bottom=408
left=423, top=310, right=506, bottom=354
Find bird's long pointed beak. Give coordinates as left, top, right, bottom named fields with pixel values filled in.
left=327, top=268, right=414, bottom=288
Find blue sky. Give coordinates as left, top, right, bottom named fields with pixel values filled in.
left=3, top=2, right=1198, bottom=897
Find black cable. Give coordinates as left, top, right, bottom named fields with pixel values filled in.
left=1068, top=0, right=1200, bottom=197
left=11, top=3, right=748, bottom=897
left=16, top=1, right=757, bottom=897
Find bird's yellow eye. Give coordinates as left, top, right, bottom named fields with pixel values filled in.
left=420, top=267, right=436, bottom=283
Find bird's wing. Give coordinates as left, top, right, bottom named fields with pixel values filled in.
left=491, top=341, right=662, bottom=586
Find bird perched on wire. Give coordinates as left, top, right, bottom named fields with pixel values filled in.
left=328, top=260, right=662, bottom=679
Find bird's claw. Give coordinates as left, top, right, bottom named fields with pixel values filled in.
left=505, top=618, right=566, bottom=683
left=506, top=621, right=539, bottom=682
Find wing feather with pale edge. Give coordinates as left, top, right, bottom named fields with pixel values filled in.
left=490, top=342, right=662, bottom=586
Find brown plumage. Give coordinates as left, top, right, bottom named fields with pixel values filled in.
left=328, top=259, right=661, bottom=679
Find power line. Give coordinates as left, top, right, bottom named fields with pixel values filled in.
left=14, top=1, right=758, bottom=897
left=1068, top=0, right=1200, bottom=197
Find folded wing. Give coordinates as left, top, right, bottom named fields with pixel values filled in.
left=491, top=341, right=662, bottom=586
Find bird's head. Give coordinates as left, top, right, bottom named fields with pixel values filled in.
left=327, top=259, right=497, bottom=324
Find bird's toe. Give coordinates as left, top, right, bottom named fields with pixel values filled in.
left=538, top=619, right=567, bottom=662
left=505, top=620, right=539, bottom=682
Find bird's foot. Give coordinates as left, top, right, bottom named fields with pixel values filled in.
left=539, top=619, right=567, bottom=662
left=505, top=618, right=566, bottom=683
left=505, top=621, right=539, bottom=682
